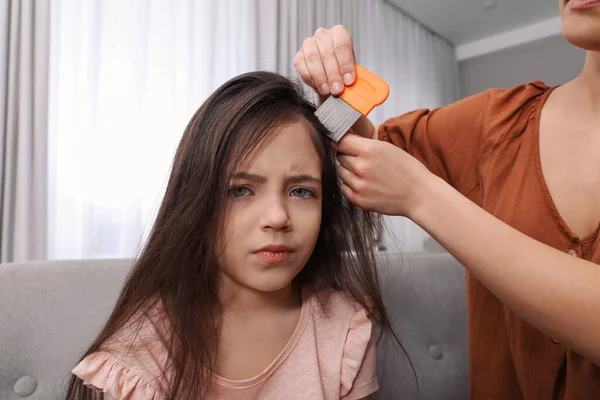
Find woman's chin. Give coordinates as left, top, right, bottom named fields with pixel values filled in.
left=562, top=17, right=600, bottom=51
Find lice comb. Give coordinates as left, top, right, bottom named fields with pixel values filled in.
left=315, top=65, right=389, bottom=142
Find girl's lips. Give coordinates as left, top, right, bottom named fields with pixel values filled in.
left=257, top=244, right=294, bottom=252
left=256, top=250, right=289, bottom=263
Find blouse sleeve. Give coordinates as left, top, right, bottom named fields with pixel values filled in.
left=377, top=82, right=548, bottom=196
left=340, top=307, right=379, bottom=399
left=72, top=351, right=161, bottom=400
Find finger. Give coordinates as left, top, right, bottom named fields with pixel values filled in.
left=335, top=133, right=371, bottom=157
left=315, top=28, right=343, bottom=95
left=336, top=154, right=361, bottom=176
left=302, top=37, right=330, bottom=96
left=336, top=163, right=361, bottom=192
left=293, top=51, right=314, bottom=90
left=329, top=129, right=354, bottom=150
left=339, top=183, right=362, bottom=208
left=330, top=25, right=356, bottom=85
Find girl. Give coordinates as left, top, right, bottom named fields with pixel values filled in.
left=66, top=71, right=395, bottom=399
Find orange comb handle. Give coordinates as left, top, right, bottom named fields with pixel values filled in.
left=339, top=65, right=389, bottom=116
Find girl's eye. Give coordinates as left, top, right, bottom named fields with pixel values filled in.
left=291, top=187, right=316, bottom=199
left=228, top=186, right=253, bottom=198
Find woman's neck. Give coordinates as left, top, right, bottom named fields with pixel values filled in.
left=566, top=51, right=600, bottom=116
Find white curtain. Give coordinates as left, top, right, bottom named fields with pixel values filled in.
left=48, top=0, right=457, bottom=259
left=48, top=0, right=260, bottom=259
left=0, top=0, right=50, bottom=262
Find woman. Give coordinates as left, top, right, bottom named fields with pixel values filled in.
left=294, top=1, right=599, bottom=399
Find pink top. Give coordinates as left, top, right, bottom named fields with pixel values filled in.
left=72, top=289, right=378, bottom=400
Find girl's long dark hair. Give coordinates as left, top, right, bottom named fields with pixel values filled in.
left=66, top=71, right=402, bottom=399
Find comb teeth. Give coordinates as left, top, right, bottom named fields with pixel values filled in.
left=315, top=96, right=362, bottom=142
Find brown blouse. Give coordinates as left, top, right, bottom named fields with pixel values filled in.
left=378, top=81, right=600, bottom=400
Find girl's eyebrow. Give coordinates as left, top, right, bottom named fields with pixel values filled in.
left=232, top=172, right=266, bottom=183
left=286, top=174, right=322, bottom=185
left=232, top=172, right=321, bottom=185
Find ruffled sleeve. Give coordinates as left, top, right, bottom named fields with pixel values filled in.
left=340, top=308, right=379, bottom=399
left=72, top=351, right=162, bottom=400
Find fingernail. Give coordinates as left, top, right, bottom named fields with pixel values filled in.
left=320, top=83, right=330, bottom=95
left=343, top=73, right=354, bottom=85
left=332, top=82, right=343, bottom=94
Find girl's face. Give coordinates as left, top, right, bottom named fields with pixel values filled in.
left=217, top=119, right=323, bottom=295
left=560, top=0, right=600, bottom=50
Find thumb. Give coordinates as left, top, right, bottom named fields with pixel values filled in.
left=334, top=133, right=371, bottom=156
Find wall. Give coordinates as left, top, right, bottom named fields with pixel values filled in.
left=459, top=34, right=586, bottom=98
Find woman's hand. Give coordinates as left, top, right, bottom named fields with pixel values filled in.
left=294, top=25, right=356, bottom=97
left=295, top=26, right=379, bottom=139
left=334, top=133, right=436, bottom=217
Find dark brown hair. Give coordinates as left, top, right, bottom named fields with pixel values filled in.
left=66, top=71, right=400, bottom=399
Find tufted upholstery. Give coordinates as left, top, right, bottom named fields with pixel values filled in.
left=0, top=253, right=469, bottom=399
left=374, top=253, right=469, bottom=400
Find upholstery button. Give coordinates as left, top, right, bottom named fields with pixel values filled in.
left=429, top=345, right=443, bottom=360
left=567, top=248, right=578, bottom=257
left=14, top=376, right=38, bottom=397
